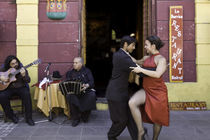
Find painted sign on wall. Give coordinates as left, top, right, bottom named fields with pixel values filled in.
left=169, top=102, right=207, bottom=111
left=46, top=0, right=67, bottom=20
left=169, top=6, right=183, bottom=82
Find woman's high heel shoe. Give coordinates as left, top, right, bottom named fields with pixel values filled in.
left=141, top=127, right=148, bottom=140
left=144, top=127, right=148, bottom=136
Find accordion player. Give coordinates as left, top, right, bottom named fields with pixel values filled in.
left=64, top=57, right=96, bottom=127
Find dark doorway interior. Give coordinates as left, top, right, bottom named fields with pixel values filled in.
left=86, top=0, right=144, bottom=97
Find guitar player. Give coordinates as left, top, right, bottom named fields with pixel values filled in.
left=0, top=55, right=35, bottom=126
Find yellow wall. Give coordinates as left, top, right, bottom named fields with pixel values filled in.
left=167, top=0, right=210, bottom=109
left=16, top=0, right=39, bottom=108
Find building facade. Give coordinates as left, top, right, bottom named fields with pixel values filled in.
left=0, top=0, right=210, bottom=109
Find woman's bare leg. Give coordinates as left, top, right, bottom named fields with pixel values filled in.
left=152, top=123, right=162, bottom=140
left=129, top=89, right=146, bottom=140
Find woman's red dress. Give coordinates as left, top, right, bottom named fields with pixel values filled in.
left=141, top=54, right=169, bottom=126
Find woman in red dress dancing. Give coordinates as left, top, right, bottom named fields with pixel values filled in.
left=129, top=35, right=169, bottom=140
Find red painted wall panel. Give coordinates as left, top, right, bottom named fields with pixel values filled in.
left=162, top=62, right=196, bottom=82
left=38, top=63, right=73, bottom=81
left=38, top=43, right=79, bottom=62
left=157, top=21, right=195, bottom=41
left=156, top=0, right=196, bottom=82
left=162, top=68, right=169, bottom=82
left=0, top=2, right=17, bottom=21
left=157, top=21, right=168, bottom=41
left=183, top=62, right=196, bottom=82
left=0, top=1, right=16, bottom=64
left=0, top=42, right=16, bottom=63
left=183, top=21, right=195, bottom=41
left=160, top=41, right=196, bottom=62
left=157, top=1, right=195, bottom=21
left=39, top=23, right=79, bottom=43
left=0, top=22, right=16, bottom=41
left=38, top=0, right=81, bottom=80
left=183, top=41, right=196, bottom=61
left=159, top=41, right=169, bottom=61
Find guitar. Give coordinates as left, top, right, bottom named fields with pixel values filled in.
left=0, top=59, right=41, bottom=91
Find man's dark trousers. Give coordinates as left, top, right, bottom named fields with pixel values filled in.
left=0, top=87, right=32, bottom=119
left=107, top=100, right=138, bottom=140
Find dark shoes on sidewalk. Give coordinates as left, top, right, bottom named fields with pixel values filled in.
left=6, top=112, right=35, bottom=126
left=108, top=137, right=118, bottom=140
left=72, top=119, right=80, bottom=127
left=81, top=117, right=88, bottom=123
left=8, top=116, right=35, bottom=126
left=9, top=115, right=35, bottom=126
left=9, top=115, right=19, bottom=124
left=26, top=118, right=35, bottom=126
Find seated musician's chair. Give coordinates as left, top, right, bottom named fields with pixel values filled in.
left=10, top=95, right=24, bottom=113
left=3, top=95, right=24, bottom=122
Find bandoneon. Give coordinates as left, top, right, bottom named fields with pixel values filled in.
left=59, top=81, right=82, bottom=95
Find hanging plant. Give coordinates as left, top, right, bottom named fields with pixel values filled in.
left=46, top=0, right=67, bottom=20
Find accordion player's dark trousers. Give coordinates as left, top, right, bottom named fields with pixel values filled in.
left=70, top=103, right=91, bottom=121
left=66, top=91, right=96, bottom=121
left=70, top=104, right=80, bottom=121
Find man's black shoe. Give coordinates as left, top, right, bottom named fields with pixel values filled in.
left=9, top=115, right=19, bottom=124
left=108, top=137, right=117, bottom=140
left=81, top=117, right=88, bottom=123
left=26, top=119, right=35, bottom=126
left=11, top=116, right=18, bottom=124
left=81, top=111, right=90, bottom=123
left=72, top=120, right=80, bottom=127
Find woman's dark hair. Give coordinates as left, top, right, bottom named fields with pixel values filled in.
left=120, top=35, right=137, bottom=48
left=3, top=55, right=21, bottom=71
left=146, top=35, right=165, bottom=50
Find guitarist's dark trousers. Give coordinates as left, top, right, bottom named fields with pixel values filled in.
left=0, top=86, right=32, bottom=119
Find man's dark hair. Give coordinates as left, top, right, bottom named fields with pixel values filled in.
left=120, top=35, right=137, bottom=48
left=3, top=55, right=21, bottom=71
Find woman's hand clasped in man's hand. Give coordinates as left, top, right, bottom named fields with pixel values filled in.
left=130, top=64, right=142, bottom=73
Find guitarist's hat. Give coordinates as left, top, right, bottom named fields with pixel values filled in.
left=52, top=71, right=62, bottom=80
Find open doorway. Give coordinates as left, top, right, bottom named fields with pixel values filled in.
left=85, top=0, right=144, bottom=97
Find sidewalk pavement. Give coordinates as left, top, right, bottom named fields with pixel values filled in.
left=0, top=109, right=210, bottom=140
